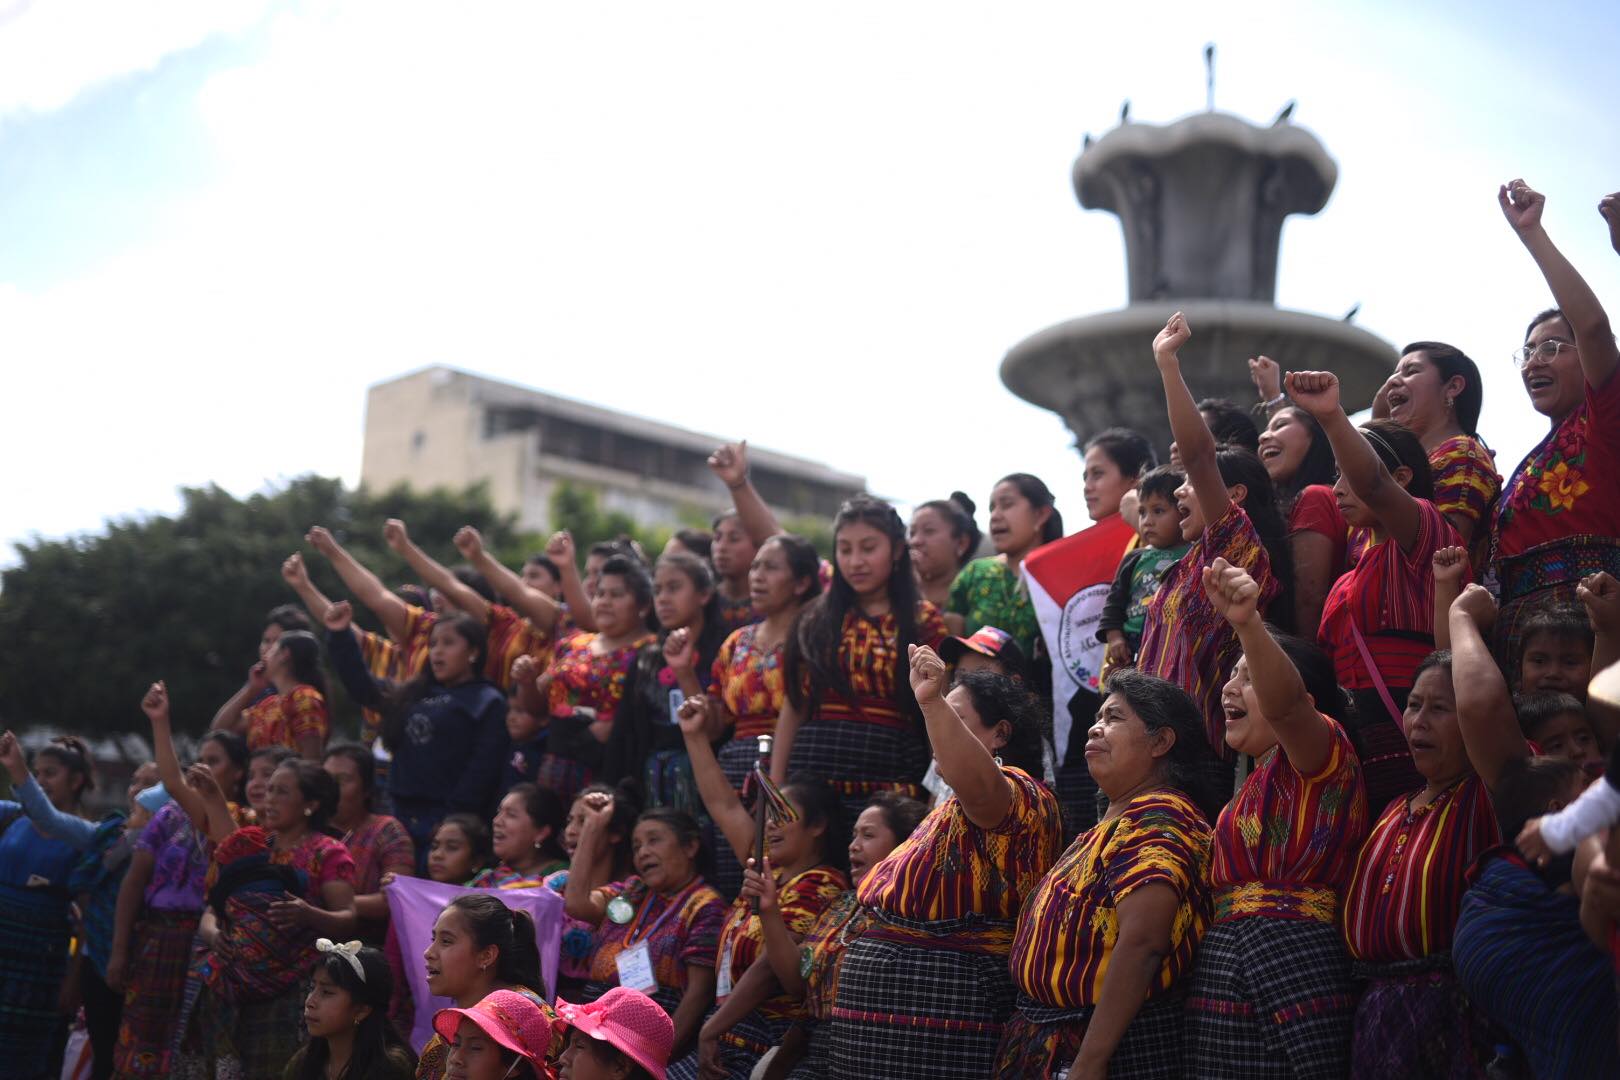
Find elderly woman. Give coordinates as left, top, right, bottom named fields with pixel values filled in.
left=997, top=670, right=1221, bottom=1078
left=824, top=646, right=1062, bottom=1079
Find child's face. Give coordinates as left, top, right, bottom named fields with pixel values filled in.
left=428, top=824, right=477, bottom=883
left=1530, top=709, right=1604, bottom=779
left=505, top=698, right=542, bottom=743
left=1137, top=493, right=1184, bottom=550
left=1520, top=632, right=1592, bottom=696
left=303, top=966, right=365, bottom=1040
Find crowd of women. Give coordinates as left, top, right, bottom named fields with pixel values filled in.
left=3, top=178, right=1620, bottom=1080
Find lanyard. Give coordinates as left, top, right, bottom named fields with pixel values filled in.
left=625, top=878, right=703, bottom=947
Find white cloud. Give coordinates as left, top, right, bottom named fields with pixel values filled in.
left=2, top=0, right=1618, bottom=557
left=0, top=0, right=269, bottom=118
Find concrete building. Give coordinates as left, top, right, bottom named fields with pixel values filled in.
left=361, top=366, right=865, bottom=532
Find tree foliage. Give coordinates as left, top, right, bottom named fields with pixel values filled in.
left=0, top=476, right=518, bottom=738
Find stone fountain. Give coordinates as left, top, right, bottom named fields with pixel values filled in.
left=1001, top=106, right=1395, bottom=455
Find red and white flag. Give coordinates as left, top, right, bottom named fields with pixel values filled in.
left=1024, top=513, right=1136, bottom=760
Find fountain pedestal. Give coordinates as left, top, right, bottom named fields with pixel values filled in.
left=1002, top=110, right=1393, bottom=454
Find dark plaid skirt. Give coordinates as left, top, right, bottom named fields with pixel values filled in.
left=711, top=737, right=760, bottom=899
left=0, top=894, right=72, bottom=1079
left=1184, top=916, right=1357, bottom=1080
left=173, top=978, right=310, bottom=1080
left=1350, top=957, right=1483, bottom=1079
left=825, top=914, right=1016, bottom=1080
left=113, top=908, right=201, bottom=1078
left=786, top=716, right=929, bottom=826
left=993, top=992, right=1186, bottom=1078
left=665, top=1005, right=792, bottom=1080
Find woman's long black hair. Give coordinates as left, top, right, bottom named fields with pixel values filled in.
left=291, top=946, right=415, bottom=1080
left=786, top=496, right=925, bottom=725
left=381, top=613, right=489, bottom=751
left=1102, top=669, right=1228, bottom=823
left=275, top=629, right=329, bottom=698
left=1215, top=447, right=1296, bottom=635
left=444, top=894, right=544, bottom=991
left=1271, top=406, right=1338, bottom=513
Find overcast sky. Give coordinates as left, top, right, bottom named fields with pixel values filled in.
left=3, top=0, right=1618, bottom=562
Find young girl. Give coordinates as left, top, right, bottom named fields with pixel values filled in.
left=675, top=696, right=847, bottom=1080
left=564, top=803, right=726, bottom=1063
left=734, top=792, right=927, bottom=1079
left=325, top=600, right=508, bottom=871
left=0, top=733, right=95, bottom=1077
left=603, top=551, right=727, bottom=817
left=1139, top=313, right=1292, bottom=791
left=827, top=650, right=1062, bottom=1079
left=324, top=744, right=415, bottom=945
left=472, top=784, right=569, bottom=888
left=1253, top=402, right=1341, bottom=634
left=555, top=987, right=675, bottom=1080
left=1183, top=559, right=1368, bottom=1079
left=287, top=941, right=416, bottom=1080
left=947, top=473, right=1063, bottom=659
left=546, top=786, right=638, bottom=1000
left=434, top=989, right=561, bottom=1080
left=1371, top=341, right=1500, bottom=554
left=417, top=894, right=563, bottom=1080
left=527, top=556, right=658, bottom=804
left=690, top=534, right=823, bottom=897
left=236, top=629, right=331, bottom=758
left=427, top=814, right=494, bottom=886
left=1515, top=600, right=1594, bottom=697
left=773, top=495, right=949, bottom=824
left=210, top=606, right=319, bottom=748
left=909, top=494, right=981, bottom=612
left=1289, top=369, right=1466, bottom=815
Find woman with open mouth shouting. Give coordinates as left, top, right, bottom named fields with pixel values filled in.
left=1492, top=179, right=1620, bottom=667
left=1182, top=558, right=1368, bottom=1080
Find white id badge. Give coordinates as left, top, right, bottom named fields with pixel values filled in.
left=666, top=688, right=685, bottom=726
left=615, top=942, right=658, bottom=994
left=715, top=938, right=734, bottom=998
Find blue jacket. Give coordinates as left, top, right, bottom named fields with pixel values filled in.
left=327, top=628, right=508, bottom=814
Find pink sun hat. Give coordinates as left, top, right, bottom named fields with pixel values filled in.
left=554, top=987, right=674, bottom=1079
left=433, top=990, right=558, bottom=1077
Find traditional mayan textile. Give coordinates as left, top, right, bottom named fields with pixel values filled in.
left=1137, top=504, right=1281, bottom=761
left=1492, top=537, right=1620, bottom=667
left=1349, top=957, right=1483, bottom=1080
left=993, top=992, right=1188, bottom=1079
left=947, top=556, right=1041, bottom=659
left=113, top=908, right=202, bottom=1077
left=1452, top=850, right=1620, bottom=1080
left=1183, top=916, right=1358, bottom=1080
left=0, top=891, right=73, bottom=1078
left=825, top=911, right=1020, bottom=1080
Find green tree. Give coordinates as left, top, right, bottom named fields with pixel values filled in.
left=0, top=476, right=518, bottom=738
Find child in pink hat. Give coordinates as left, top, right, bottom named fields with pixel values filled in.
left=433, top=989, right=560, bottom=1080
left=554, top=987, right=674, bottom=1080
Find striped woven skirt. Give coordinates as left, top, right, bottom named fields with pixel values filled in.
left=1183, top=915, right=1357, bottom=1080
left=824, top=912, right=1016, bottom=1080
left=786, top=702, right=929, bottom=825
left=113, top=908, right=202, bottom=1078
left=0, top=893, right=72, bottom=1079
left=994, top=992, right=1186, bottom=1078
left=1350, top=956, right=1484, bottom=1079
left=172, top=979, right=310, bottom=1080
left=665, top=1006, right=791, bottom=1080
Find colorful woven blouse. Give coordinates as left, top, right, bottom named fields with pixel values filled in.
left=545, top=867, right=599, bottom=982
left=798, top=890, right=868, bottom=1021
left=241, top=684, right=328, bottom=752
left=1494, top=372, right=1620, bottom=560
left=484, top=604, right=554, bottom=691
left=947, top=557, right=1041, bottom=659
left=1210, top=717, right=1368, bottom=924
left=716, top=590, right=760, bottom=637
left=707, top=623, right=788, bottom=741
left=468, top=860, right=569, bottom=889
left=1430, top=434, right=1500, bottom=545
left=1342, top=773, right=1498, bottom=963
left=546, top=633, right=657, bottom=725
left=342, top=814, right=415, bottom=897
left=587, top=876, right=726, bottom=995
left=802, top=604, right=950, bottom=713
left=1010, top=790, right=1212, bottom=1008
left=1319, top=499, right=1463, bottom=694
left=857, top=766, right=1061, bottom=926
left=1136, top=504, right=1280, bottom=760
left=135, top=801, right=209, bottom=911
left=715, top=865, right=847, bottom=1020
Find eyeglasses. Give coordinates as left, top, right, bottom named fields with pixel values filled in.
left=1512, top=339, right=1575, bottom=369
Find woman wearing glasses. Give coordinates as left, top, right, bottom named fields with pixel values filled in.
left=1493, top=179, right=1620, bottom=664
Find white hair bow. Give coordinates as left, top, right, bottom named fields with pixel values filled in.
left=316, top=938, right=366, bottom=982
